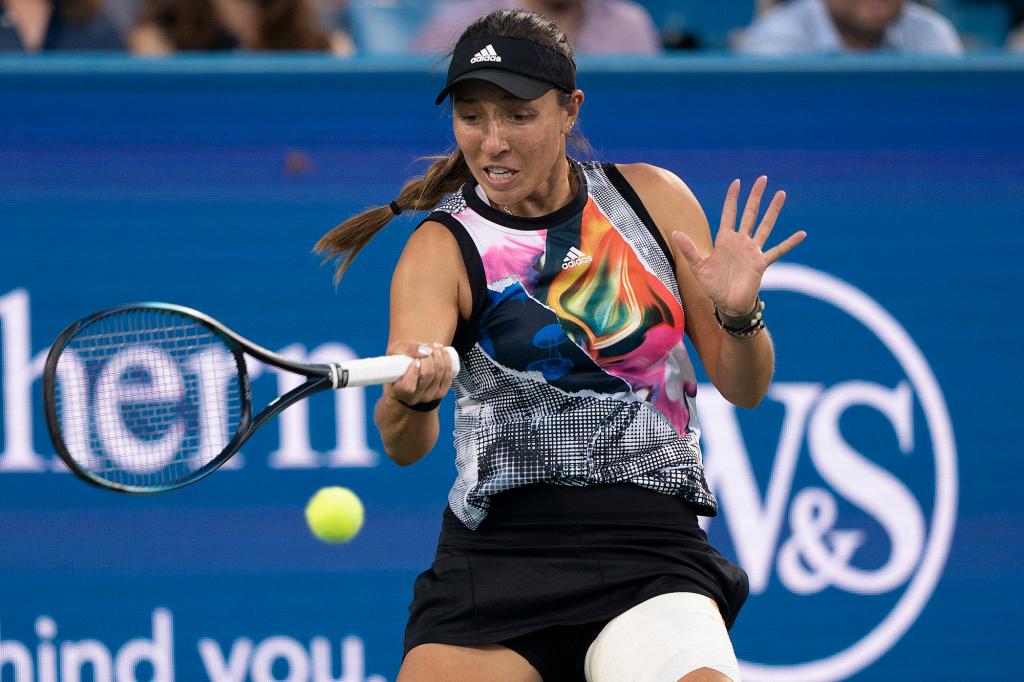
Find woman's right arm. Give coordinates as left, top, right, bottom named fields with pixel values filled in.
left=374, top=221, right=469, bottom=466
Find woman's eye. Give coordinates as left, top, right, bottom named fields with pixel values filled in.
left=511, top=113, right=534, bottom=123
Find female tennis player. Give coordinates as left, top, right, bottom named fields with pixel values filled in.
left=316, top=9, right=805, bottom=682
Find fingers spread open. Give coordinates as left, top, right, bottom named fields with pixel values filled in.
left=764, top=230, right=807, bottom=265
left=754, top=190, right=787, bottom=247
left=717, top=179, right=741, bottom=243
left=739, top=175, right=768, bottom=236
left=672, top=230, right=705, bottom=271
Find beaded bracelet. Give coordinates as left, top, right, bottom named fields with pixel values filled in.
left=715, top=298, right=766, bottom=338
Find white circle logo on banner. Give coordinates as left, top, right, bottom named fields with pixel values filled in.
left=732, top=264, right=959, bottom=682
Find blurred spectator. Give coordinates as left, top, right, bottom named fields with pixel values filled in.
left=737, top=0, right=964, bottom=54
left=129, top=0, right=353, bottom=53
left=411, top=0, right=661, bottom=54
left=1, top=0, right=124, bottom=50
left=997, top=0, right=1024, bottom=49
left=129, top=0, right=235, bottom=49
left=651, top=1, right=763, bottom=51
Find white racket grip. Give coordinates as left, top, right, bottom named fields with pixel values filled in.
left=338, top=346, right=460, bottom=388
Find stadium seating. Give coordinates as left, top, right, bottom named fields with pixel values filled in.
left=933, top=0, right=1011, bottom=48
left=638, top=0, right=757, bottom=50
left=344, top=0, right=1010, bottom=54
left=347, top=0, right=450, bottom=55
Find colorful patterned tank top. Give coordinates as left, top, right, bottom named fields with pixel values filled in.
left=426, top=161, right=718, bottom=529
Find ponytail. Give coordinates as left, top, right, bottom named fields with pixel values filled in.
left=314, top=148, right=471, bottom=283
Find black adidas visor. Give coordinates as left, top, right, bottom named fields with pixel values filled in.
left=434, top=35, right=577, bottom=105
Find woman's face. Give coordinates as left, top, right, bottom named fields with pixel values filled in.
left=452, top=80, right=581, bottom=210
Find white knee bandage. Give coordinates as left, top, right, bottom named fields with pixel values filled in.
left=584, top=592, right=742, bottom=682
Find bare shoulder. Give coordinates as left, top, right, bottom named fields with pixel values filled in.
left=392, top=219, right=469, bottom=322
left=400, top=219, right=460, bottom=259
left=393, top=220, right=463, bottom=289
left=614, top=163, right=711, bottom=251
left=615, top=163, right=701, bottom=211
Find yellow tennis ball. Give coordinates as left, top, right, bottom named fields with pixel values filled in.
left=304, top=486, right=364, bottom=543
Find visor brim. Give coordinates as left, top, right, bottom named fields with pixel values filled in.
left=434, top=70, right=555, bottom=105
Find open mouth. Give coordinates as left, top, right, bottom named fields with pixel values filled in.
left=484, top=167, right=517, bottom=184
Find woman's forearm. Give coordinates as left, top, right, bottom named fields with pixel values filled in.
left=711, top=329, right=775, bottom=409
left=374, top=391, right=440, bottom=466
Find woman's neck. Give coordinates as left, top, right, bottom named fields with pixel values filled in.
left=494, top=157, right=578, bottom=218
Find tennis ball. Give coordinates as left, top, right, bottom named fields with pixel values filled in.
left=304, top=486, right=364, bottom=543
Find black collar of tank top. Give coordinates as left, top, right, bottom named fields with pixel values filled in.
left=463, top=158, right=588, bottom=231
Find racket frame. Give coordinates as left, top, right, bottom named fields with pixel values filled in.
left=43, top=302, right=340, bottom=494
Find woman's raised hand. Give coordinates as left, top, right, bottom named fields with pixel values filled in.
left=671, top=176, right=806, bottom=317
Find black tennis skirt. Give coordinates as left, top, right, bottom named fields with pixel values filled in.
left=404, top=483, right=749, bottom=654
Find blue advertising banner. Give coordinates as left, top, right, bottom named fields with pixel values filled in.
left=1, top=56, right=1022, bottom=681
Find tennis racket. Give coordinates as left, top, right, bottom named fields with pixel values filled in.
left=42, top=302, right=458, bottom=494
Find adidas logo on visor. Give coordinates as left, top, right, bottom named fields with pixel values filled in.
left=470, top=44, right=502, bottom=63
left=562, top=247, right=593, bottom=269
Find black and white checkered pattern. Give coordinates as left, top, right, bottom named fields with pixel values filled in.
left=449, top=347, right=716, bottom=529
left=436, top=191, right=467, bottom=215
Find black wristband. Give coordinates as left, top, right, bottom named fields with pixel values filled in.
left=715, top=298, right=766, bottom=338
left=397, top=398, right=441, bottom=412
left=715, top=298, right=763, bottom=329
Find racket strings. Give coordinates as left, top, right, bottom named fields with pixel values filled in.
left=64, top=329, right=223, bottom=354
left=53, top=309, right=244, bottom=489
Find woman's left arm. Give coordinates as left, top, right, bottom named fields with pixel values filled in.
left=617, top=164, right=806, bottom=408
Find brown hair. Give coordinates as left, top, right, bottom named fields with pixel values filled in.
left=314, top=8, right=591, bottom=282
left=137, top=0, right=328, bottom=51
left=60, top=0, right=103, bottom=25
left=139, top=0, right=235, bottom=51
left=254, top=0, right=329, bottom=51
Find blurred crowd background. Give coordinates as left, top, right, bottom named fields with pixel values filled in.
left=1, top=0, right=1021, bottom=57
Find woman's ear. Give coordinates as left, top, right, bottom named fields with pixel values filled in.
left=564, top=89, right=584, bottom=134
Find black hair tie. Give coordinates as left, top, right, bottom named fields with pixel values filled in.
left=389, top=201, right=403, bottom=216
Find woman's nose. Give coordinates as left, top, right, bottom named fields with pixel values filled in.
left=480, top=121, right=510, bottom=155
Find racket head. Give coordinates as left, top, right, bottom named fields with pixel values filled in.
left=42, top=303, right=253, bottom=493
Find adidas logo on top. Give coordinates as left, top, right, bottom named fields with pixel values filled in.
left=470, top=44, right=502, bottom=63
left=562, top=247, right=593, bottom=270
